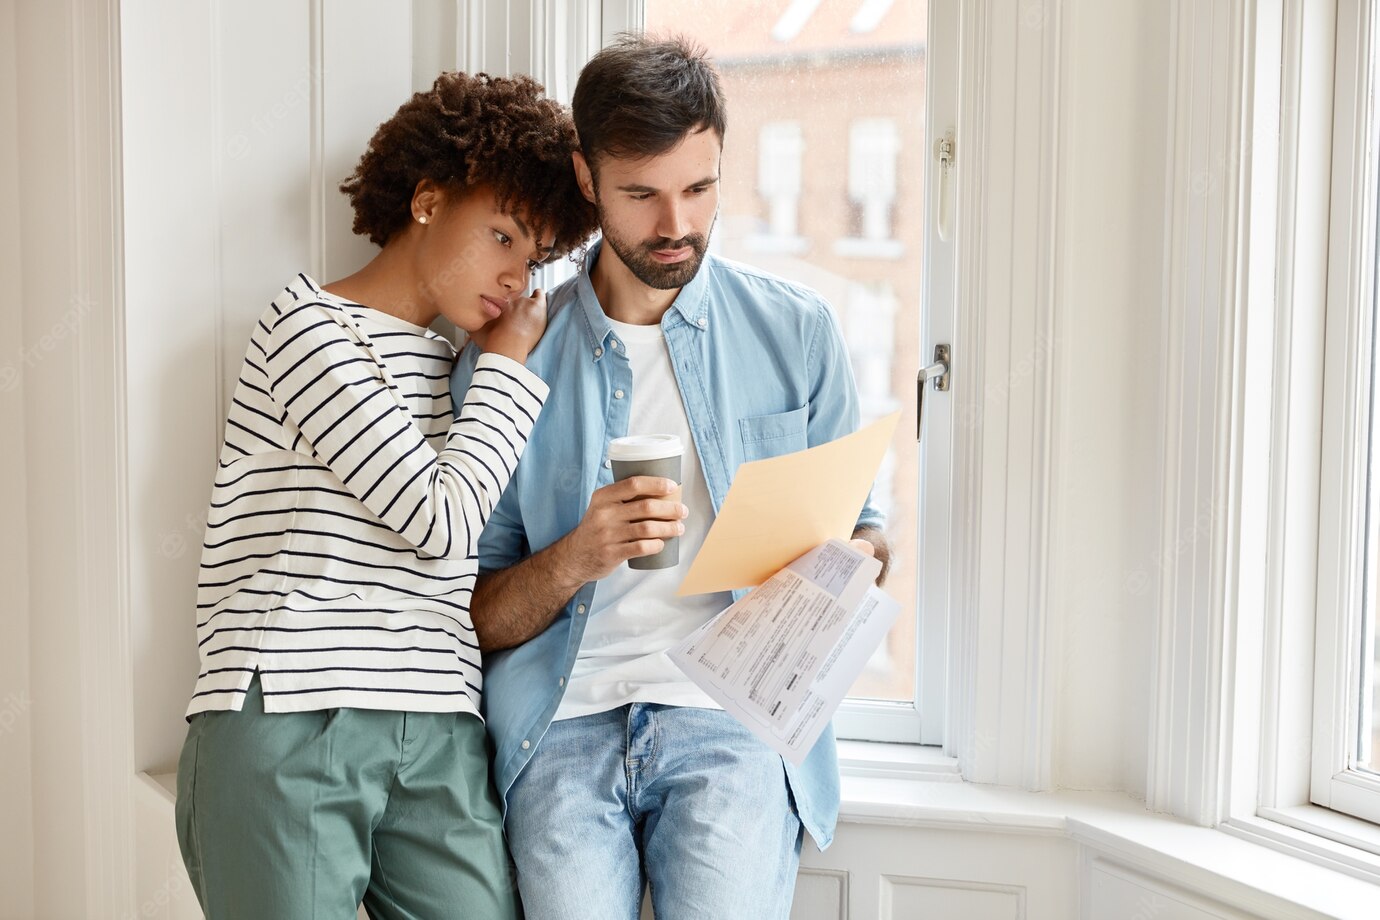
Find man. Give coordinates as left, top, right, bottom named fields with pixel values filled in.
left=453, top=36, right=890, bottom=919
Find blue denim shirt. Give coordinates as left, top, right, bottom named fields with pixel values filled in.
left=450, top=240, right=884, bottom=849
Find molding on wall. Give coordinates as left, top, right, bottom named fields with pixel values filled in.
left=77, top=0, right=138, bottom=908
left=948, top=0, right=1065, bottom=790
left=0, top=0, right=36, bottom=912
left=34, top=0, right=140, bottom=912
left=1147, top=0, right=1253, bottom=824
left=600, top=0, right=641, bottom=45
left=457, top=0, right=485, bottom=73
left=308, top=0, right=326, bottom=280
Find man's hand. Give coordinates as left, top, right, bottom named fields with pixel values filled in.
left=556, top=476, right=687, bottom=584
left=848, top=538, right=876, bottom=557
left=850, top=526, right=892, bottom=585
left=471, top=475, right=688, bottom=652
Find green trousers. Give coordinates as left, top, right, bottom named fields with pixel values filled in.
left=175, top=676, right=518, bottom=920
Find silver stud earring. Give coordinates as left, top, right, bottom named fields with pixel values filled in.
left=417, top=215, right=428, bottom=225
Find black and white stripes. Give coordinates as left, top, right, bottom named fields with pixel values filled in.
left=186, top=274, right=546, bottom=718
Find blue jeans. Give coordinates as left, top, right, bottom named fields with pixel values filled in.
left=505, top=704, right=803, bottom=920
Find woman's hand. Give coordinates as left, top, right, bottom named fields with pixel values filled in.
left=471, top=288, right=547, bottom=363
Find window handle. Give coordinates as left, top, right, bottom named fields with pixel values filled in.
left=935, top=132, right=956, bottom=243
left=916, top=344, right=951, bottom=442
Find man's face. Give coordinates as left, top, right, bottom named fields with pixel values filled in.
left=583, top=129, right=722, bottom=290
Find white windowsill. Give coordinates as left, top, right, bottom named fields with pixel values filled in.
left=146, top=770, right=176, bottom=799
left=827, top=747, right=1380, bottom=919
left=1234, top=804, right=1380, bottom=867
left=836, top=739, right=961, bottom=781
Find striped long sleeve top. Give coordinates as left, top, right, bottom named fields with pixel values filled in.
left=186, top=273, right=547, bottom=718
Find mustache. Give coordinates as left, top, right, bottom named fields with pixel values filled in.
left=643, top=235, right=706, bottom=251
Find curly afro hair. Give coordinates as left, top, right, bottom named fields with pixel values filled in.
left=340, top=72, right=597, bottom=257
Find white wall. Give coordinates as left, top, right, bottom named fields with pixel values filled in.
left=0, top=0, right=36, bottom=915
left=15, top=0, right=93, bottom=913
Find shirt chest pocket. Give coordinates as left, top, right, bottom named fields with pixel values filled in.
left=737, top=404, right=809, bottom=463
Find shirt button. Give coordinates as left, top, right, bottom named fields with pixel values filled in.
left=558, top=676, right=566, bottom=687
left=521, top=739, right=531, bottom=750
left=697, top=317, right=707, bottom=327
left=603, top=459, right=611, bottom=469
left=576, top=604, right=586, bottom=614
left=614, top=389, right=624, bottom=399
left=610, top=339, right=620, bottom=350
left=594, top=347, right=603, bottom=358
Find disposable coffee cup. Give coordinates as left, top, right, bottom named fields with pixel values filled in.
left=608, top=434, right=683, bottom=570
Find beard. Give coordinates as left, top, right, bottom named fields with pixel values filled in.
left=596, top=202, right=715, bottom=291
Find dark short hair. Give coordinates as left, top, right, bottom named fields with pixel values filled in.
left=572, top=34, right=726, bottom=169
left=340, top=72, right=597, bottom=254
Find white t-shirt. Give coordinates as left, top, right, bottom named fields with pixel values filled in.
left=553, top=317, right=734, bottom=720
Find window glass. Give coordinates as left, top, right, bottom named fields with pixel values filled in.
left=645, top=0, right=927, bottom=701
left=1362, top=188, right=1379, bottom=775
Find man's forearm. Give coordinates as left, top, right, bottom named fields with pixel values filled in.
left=852, top=525, right=892, bottom=585
left=472, top=538, right=587, bottom=652
left=471, top=476, right=687, bottom=652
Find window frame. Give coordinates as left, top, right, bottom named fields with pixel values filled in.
left=1223, top=0, right=1380, bottom=864
left=1311, top=0, right=1380, bottom=827
left=611, top=0, right=957, bottom=747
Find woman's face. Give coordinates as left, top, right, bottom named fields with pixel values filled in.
left=413, top=185, right=553, bottom=333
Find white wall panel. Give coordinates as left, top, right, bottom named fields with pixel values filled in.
left=215, top=0, right=313, bottom=402
left=0, top=0, right=35, bottom=914
left=1086, top=859, right=1252, bottom=920
left=412, top=0, right=459, bottom=89
left=882, top=876, right=1024, bottom=920
left=792, top=868, right=849, bottom=920
left=320, top=0, right=412, bottom=280
left=802, top=823, right=1078, bottom=920
left=121, top=0, right=225, bottom=777
left=456, top=0, right=516, bottom=76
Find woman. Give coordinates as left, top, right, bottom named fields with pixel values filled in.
left=175, top=72, right=597, bottom=919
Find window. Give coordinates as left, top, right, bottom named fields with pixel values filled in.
left=1363, top=295, right=1379, bottom=775
left=641, top=0, right=948, bottom=744
left=1235, top=0, right=1380, bottom=848
left=841, top=118, right=901, bottom=253
left=756, top=121, right=805, bottom=245
left=1313, top=0, right=1380, bottom=825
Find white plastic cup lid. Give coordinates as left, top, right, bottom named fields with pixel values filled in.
left=607, top=434, right=684, bottom=462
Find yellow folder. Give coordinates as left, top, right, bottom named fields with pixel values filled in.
left=677, top=411, right=899, bottom=596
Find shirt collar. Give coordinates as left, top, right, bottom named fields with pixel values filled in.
left=575, top=238, right=712, bottom=362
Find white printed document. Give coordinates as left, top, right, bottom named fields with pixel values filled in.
left=670, top=539, right=900, bottom=764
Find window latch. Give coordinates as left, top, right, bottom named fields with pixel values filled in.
left=935, top=132, right=956, bottom=242
left=916, top=344, right=951, bottom=442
